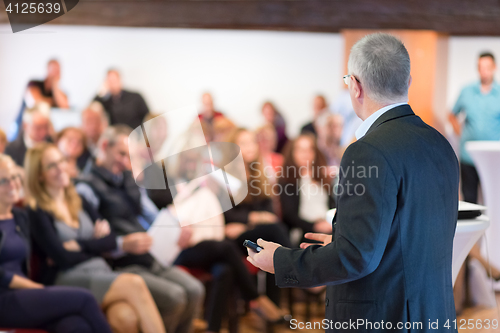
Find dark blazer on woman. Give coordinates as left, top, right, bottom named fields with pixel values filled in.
left=279, top=181, right=336, bottom=234
left=28, top=197, right=117, bottom=285
left=0, top=208, right=31, bottom=288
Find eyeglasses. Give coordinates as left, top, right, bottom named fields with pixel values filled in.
left=343, top=74, right=360, bottom=85
left=0, top=175, right=19, bottom=187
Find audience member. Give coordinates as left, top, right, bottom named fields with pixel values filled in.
left=198, top=93, right=224, bottom=126
left=0, top=129, right=6, bottom=154
left=449, top=52, right=500, bottom=204
left=56, top=127, right=91, bottom=178
left=279, top=134, right=335, bottom=238
left=169, top=164, right=286, bottom=331
left=225, top=128, right=291, bottom=306
left=27, top=60, right=69, bottom=109
left=261, top=101, right=288, bottom=153
left=212, top=117, right=236, bottom=142
left=76, top=125, right=205, bottom=333
left=25, top=143, right=166, bottom=333
left=0, top=153, right=112, bottom=333
left=331, top=89, right=362, bottom=147
left=81, top=101, right=108, bottom=157
left=8, top=60, right=69, bottom=141
left=95, top=69, right=150, bottom=129
left=315, top=113, right=344, bottom=168
left=300, top=95, right=329, bottom=136
left=5, top=102, right=52, bottom=167
left=255, top=124, right=284, bottom=184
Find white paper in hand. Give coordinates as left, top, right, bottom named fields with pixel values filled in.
left=147, top=208, right=182, bottom=267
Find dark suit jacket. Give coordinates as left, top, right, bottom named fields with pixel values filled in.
left=4, top=135, right=27, bottom=167
left=274, top=105, right=459, bottom=332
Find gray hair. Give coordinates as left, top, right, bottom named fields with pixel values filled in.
left=82, top=101, right=109, bottom=124
left=97, top=124, right=132, bottom=150
left=348, top=33, right=410, bottom=104
left=22, top=102, right=51, bottom=124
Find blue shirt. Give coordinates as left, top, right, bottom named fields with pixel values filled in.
left=453, top=81, right=500, bottom=165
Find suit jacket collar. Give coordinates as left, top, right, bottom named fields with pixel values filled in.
left=364, top=104, right=415, bottom=137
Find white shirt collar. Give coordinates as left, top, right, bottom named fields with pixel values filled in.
left=355, top=103, right=408, bottom=140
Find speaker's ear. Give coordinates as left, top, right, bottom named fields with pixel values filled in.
left=4, top=0, right=80, bottom=33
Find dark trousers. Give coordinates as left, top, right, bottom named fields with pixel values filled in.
left=175, top=240, right=259, bottom=332
left=0, top=286, right=112, bottom=333
left=235, top=223, right=291, bottom=307
left=460, top=162, right=480, bottom=204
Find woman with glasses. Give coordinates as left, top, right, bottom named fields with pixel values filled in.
left=25, top=143, right=166, bottom=333
left=0, top=153, right=113, bottom=333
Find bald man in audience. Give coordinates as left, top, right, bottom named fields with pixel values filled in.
left=5, top=103, right=52, bottom=166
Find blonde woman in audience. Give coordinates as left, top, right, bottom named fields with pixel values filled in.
left=0, top=154, right=113, bottom=333
left=25, top=143, right=166, bottom=333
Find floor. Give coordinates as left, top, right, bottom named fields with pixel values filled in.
left=209, top=291, right=500, bottom=333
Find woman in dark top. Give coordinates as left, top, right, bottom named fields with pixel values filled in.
left=0, top=153, right=112, bottom=333
left=224, top=128, right=291, bottom=306
left=279, top=134, right=335, bottom=238
left=25, top=143, right=165, bottom=333
left=261, top=101, right=288, bottom=153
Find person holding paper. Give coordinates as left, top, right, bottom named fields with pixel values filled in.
left=25, top=143, right=166, bottom=333
left=247, top=33, right=459, bottom=332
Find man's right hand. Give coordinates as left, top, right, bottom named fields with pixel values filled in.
left=122, top=233, right=153, bottom=255
left=300, top=233, right=332, bottom=249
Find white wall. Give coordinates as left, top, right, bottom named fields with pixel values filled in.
left=447, top=36, right=500, bottom=108
left=0, top=24, right=344, bottom=137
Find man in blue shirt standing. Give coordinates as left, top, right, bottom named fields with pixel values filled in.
left=449, top=52, right=500, bottom=203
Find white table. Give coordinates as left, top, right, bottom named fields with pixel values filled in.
left=453, top=215, right=490, bottom=285
left=466, top=141, right=500, bottom=289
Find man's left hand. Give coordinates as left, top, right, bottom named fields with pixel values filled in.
left=246, top=238, right=281, bottom=274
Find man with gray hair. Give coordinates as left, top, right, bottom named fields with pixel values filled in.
left=5, top=102, right=52, bottom=166
left=248, top=33, right=459, bottom=332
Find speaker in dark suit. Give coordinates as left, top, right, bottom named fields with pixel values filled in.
left=247, top=33, right=459, bottom=332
